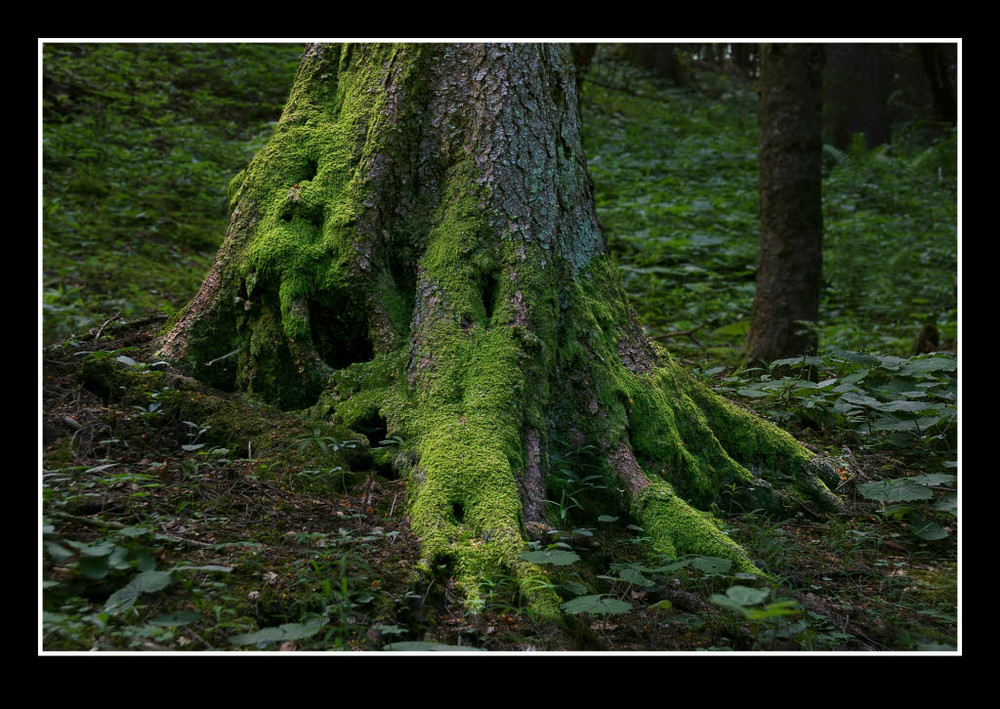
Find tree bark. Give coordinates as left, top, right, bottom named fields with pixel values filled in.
left=823, top=43, right=891, bottom=150
left=162, top=43, right=841, bottom=611
left=745, top=43, right=825, bottom=368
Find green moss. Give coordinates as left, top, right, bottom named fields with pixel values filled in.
left=635, top=481, right=761, bottom=576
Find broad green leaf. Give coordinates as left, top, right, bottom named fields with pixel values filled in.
left=874, top=400, right=934, bottom=413
left=44, top=541, right=75, bottom=564
left=833, top=351, right=880, bottom=366
left=172, top=564, right=233, bottom=573
left=561, top=594, right=632, bottom=615
left=839, top=391, right=882, bottom=409
left=373, top=625, right=406, bottom=637
left=721, top=585, right=769, bottom=606
left=108, top=545, right=132, bottom=570
left=229, top=618, right=327, bottom=646
left=857, top=479, right=934, bottom=502
left=118, top=526, right=152, bottom=537
left=116, top=355, right=138, bottom=366
left=66, top=539, right=117, bottom=556
left=910, top=521, right=949, bottom=540
left=78, top=555, right=111, bottom=580
left=933, top=491, right=957, bottom=516
left=560, top=580, right=588, bottom=596
left=519, top=550, right=580, bottom=566
left=908, top=474, right=956, bottom=487
left=897, top=357, right=957, bottom=375
left=130, top=570, right=173, bottom=593
left=688, top=556, right=733, bottom=574
left=597, top=515, right=619, bottom=523
left=618, top=567, right=654, bottom=586
left=384, top=641, right=485, bottom=651
left=104, top=585, right=140, bottom=614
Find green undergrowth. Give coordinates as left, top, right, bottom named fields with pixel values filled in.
left=584, top=48, right=957, bottom=365
left=42, top=43, right=305, bottom=343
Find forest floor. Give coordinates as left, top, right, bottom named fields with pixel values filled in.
left=41, top=320, right=958, bottom=653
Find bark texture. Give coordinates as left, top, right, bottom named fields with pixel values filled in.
left=163, top=43, right=841, bottom=610
left=823, top=43, right=891, bottom=150
left=746, top=43, right=824, bottom=367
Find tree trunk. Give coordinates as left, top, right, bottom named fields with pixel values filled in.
left=625, top=44, right=686, bottom=86
left=745, top=43, right=825, bottom=368
left=823, top=43, right=891, bottom=150
left=161, top=43, right=841, bottom=612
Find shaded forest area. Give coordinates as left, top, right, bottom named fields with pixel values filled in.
left=41, top=42, right=958, bottom=653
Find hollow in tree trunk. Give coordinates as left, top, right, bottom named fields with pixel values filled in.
left=160, top=43, right=842, bottom=613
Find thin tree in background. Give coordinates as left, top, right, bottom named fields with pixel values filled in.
left=745, top=43, right=825, bottom=368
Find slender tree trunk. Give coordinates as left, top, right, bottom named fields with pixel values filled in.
left=745, top=43, right=825, bottom=368
left=162, top=43, right=841, bottom=611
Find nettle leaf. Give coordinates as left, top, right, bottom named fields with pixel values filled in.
left=618, top=567, right=655, bottom=586
left=875, top=355, right=908, bottom=371
left=65, top=540, right=117, bottom=557
left=833, top=351, right=880, bottom=366
left=874, top=400, right=934, bottom=413
left=229, top=618, right=327, bottom=646
left=44, top=541, right=75, bottom=564
left=910, top=521, right=949, bottom=540
left=172, top=564, right=233, bottom=573
left=78, top=555, right=111, bottom=580
left=933, top=491, right=957, bottom=516
left=384, top=641, right=485, bottom=651
left=839, top=391, right=882, bottom=409
left=897, top=357, right=957, bottom=375
left=688, top=556, right=733, bottom=575
left=716, top=585, right=769, bottom=607
left=908, top=474, right=956, bottom=487
left=857, top=479, right=934, bottom=502
left=105, top=586, right=140, bottom=614
left=104, top=570, right=173, bottom=615
left=131, top=569, right=173, bottom=593
left=519, top=549, right=581, bottom=566
left=561, top=594, right=632, bottom=616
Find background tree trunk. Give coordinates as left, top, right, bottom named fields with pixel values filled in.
left=162, top=43, right=841, bottom=609
left=625, top=44, right=687, bottom=86
left=745, top=43, right=825, bottom=367
left=823, top=43, right=891, bottom=150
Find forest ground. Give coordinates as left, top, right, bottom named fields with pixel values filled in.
left=41, top=44, right=959, bottom=653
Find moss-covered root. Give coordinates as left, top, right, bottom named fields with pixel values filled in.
left=634, top=480, right=762, bottom=576
left=609, top=439, right=762, bottom=576
left=678, top=371, right=846, bottom=512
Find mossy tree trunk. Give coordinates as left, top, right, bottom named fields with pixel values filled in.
left=161, top=43, right=841, bottom=612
